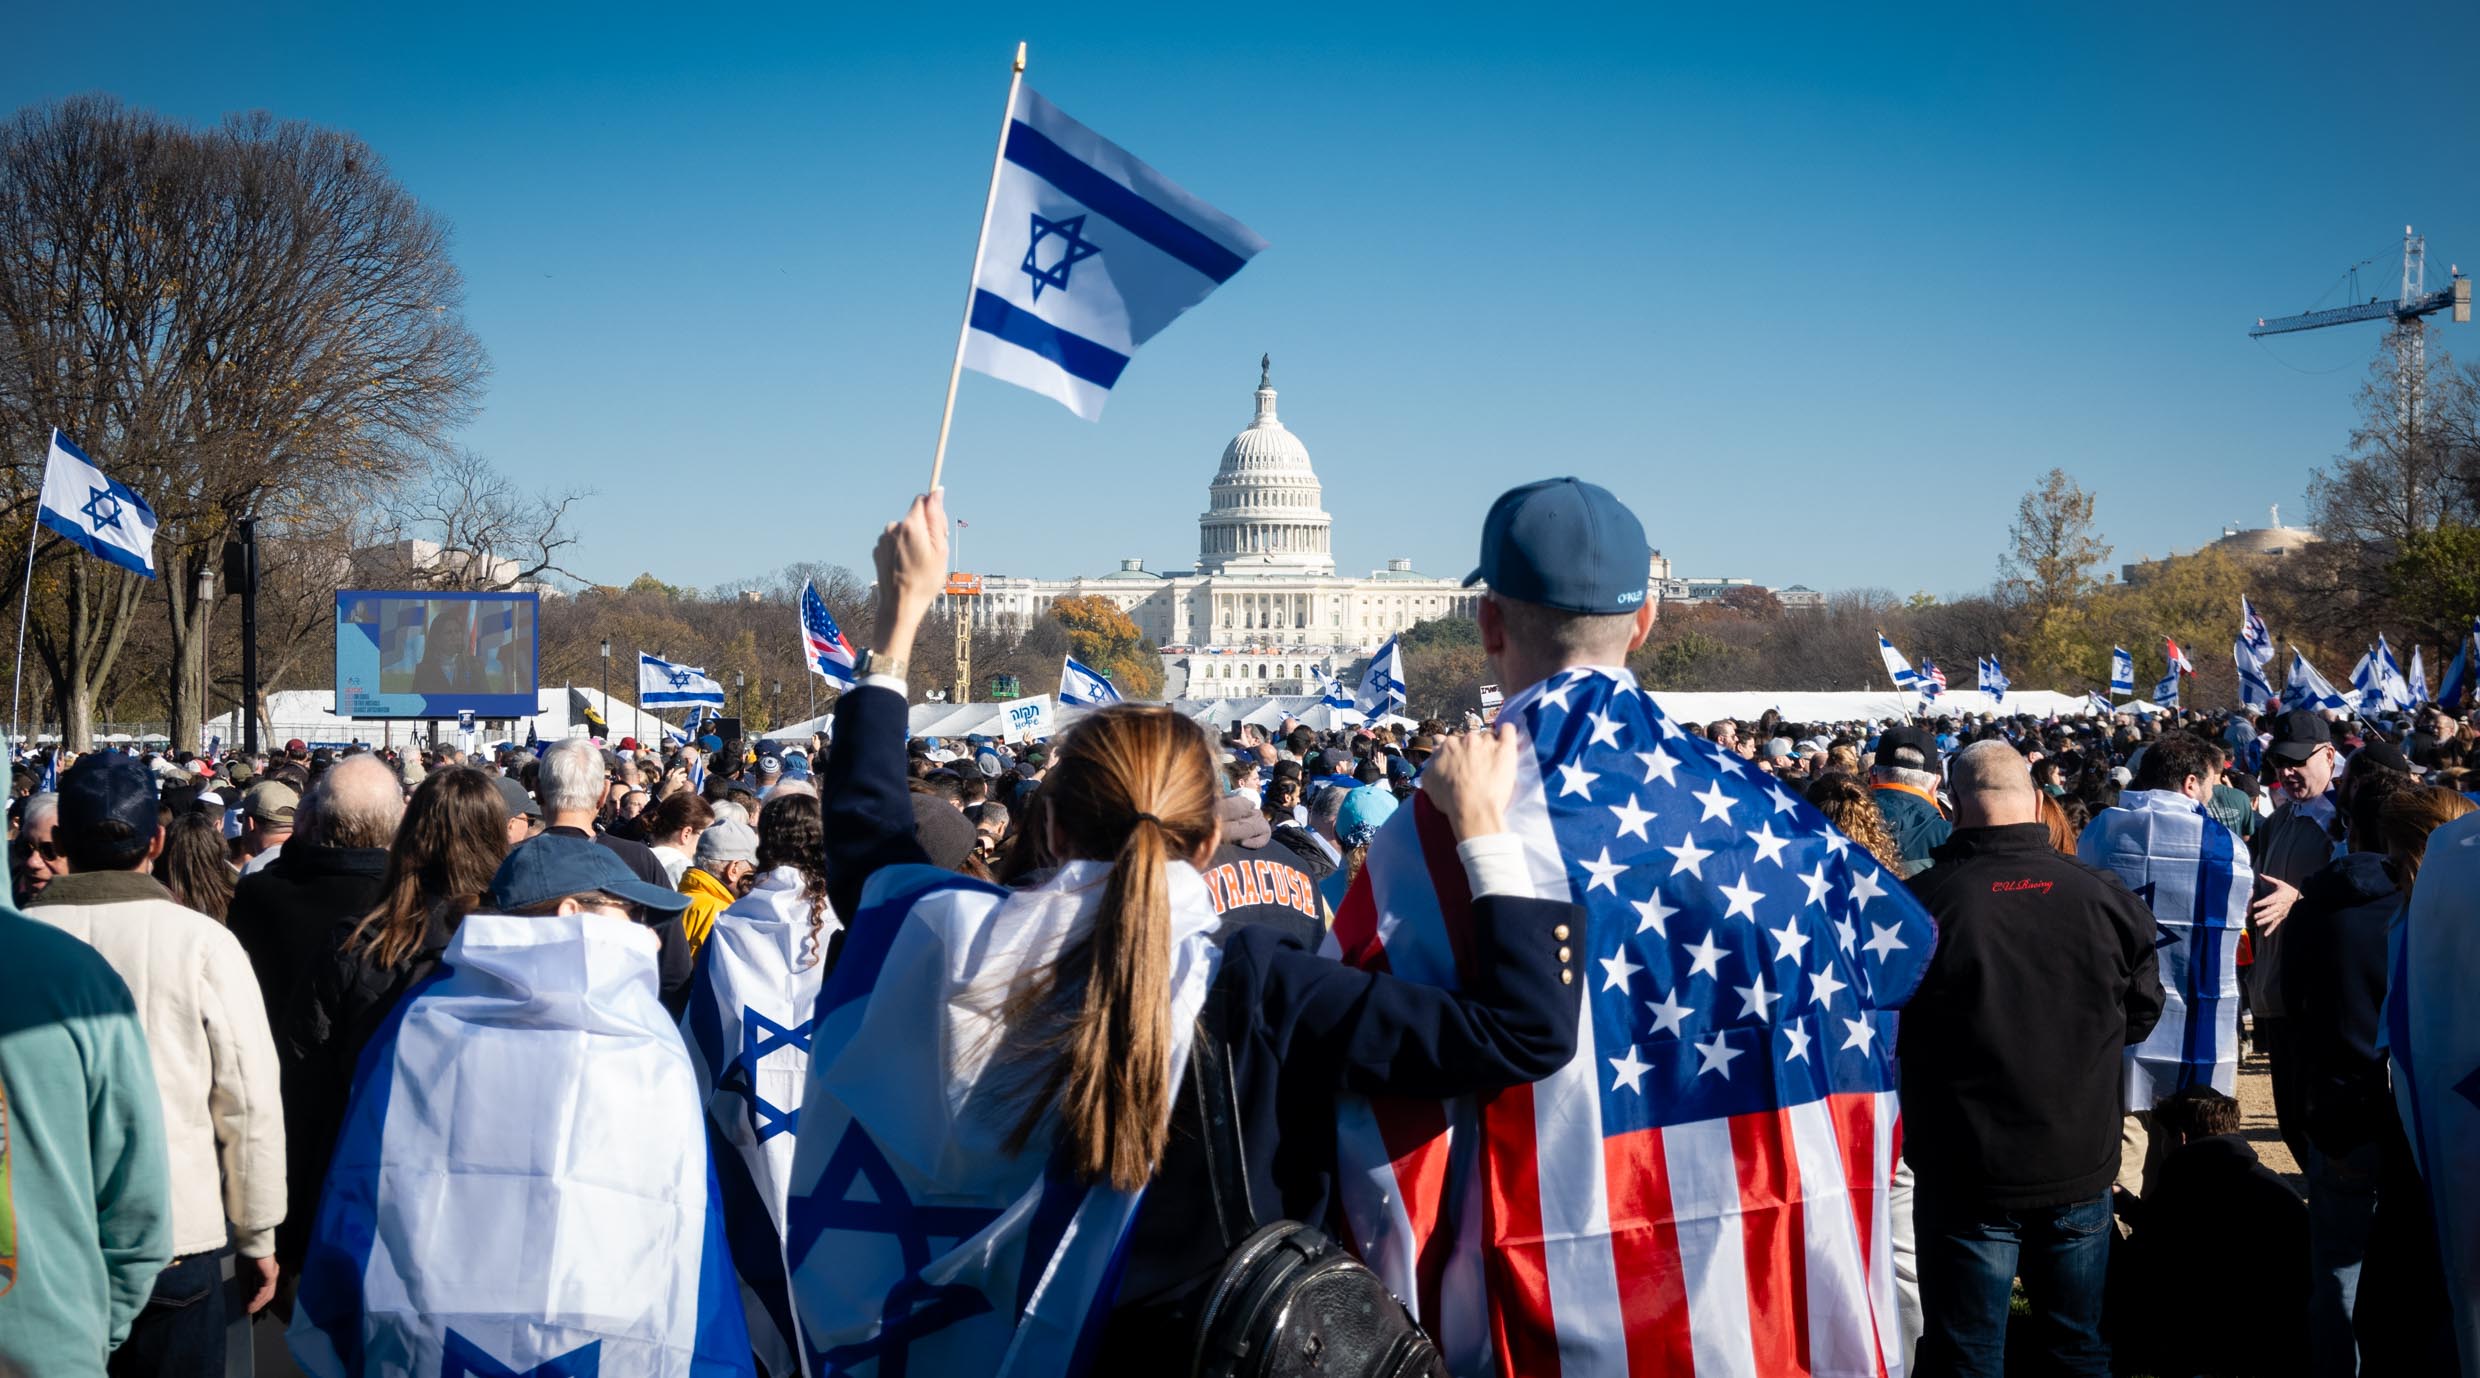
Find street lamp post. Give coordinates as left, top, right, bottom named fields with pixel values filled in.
left=736, top=670, right=747, bottom=725
left=599, top=638, right=611, bottom=726
left=194, top=564, right=215, bottom=751
left=771, top=680, right=781, bottom=732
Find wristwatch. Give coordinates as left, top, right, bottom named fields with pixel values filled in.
left=853, top=648, right=908, bottom=681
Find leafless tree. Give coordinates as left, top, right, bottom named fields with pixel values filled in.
left=0, top=95, right=486, bottom=746
left=363, top=449, right=586, bottom=592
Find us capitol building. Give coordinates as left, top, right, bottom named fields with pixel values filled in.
left=944, top=360, right=1490, bottom=700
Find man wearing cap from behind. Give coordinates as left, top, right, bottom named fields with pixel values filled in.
left=28, top=753, right=287, bottom=1373
left=284, top=834, right=754, bottom=1376
left=1871, top=724, right=1953, bottom=877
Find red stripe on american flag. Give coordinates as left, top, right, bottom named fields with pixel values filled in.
left=1330, top=866, right=1388, bottom=971
left=1484, top=1079, right=1562, bottom=1378
left=1600, top=1126, right=1691, bottom=1376
left=1826, top=1091, right=1893, bottom=1378
left=1731, top=1109, right=1815, bottom=1377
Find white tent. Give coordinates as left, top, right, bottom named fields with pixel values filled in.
left=198, top=685, right=694, bottom=754
left=1641, top=689, right=2097, bottom=724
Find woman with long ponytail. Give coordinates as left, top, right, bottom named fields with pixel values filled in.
left=786, top=493, right=1588, bottom=1373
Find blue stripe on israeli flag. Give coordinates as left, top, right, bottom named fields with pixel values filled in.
left=961, top=85, right=1265, bottom=420
left=38, top=429, right=158, bottom=578
left=2076, top=790, right=2251, bottom=1106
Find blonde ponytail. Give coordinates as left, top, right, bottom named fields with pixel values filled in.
left=1001, top=707, right=1216, bottom=1190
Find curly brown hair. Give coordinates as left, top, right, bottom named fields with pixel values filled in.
left=1803, top=772, right=1904, bottom=874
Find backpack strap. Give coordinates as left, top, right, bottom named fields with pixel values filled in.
left=1188, top=979, right=1255, bottom=1256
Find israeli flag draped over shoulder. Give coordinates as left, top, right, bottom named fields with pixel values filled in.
left=288, top=913, right=753, bottom=1378
left=683, top=871, right=840, bottom=1377
left=642, top=652, right=728, bottom=708
left=1057, top=654, right=1123, bottom=707
left=781, top=861, right=1222, bottom=1375
left=2110, top=646, right=2135, bottom=696
left=961, top=84, right=1266, bottom=419
left=1356, top=633, right=1406, bottom=714
left=2077, top=791, right=2252, bottom=1105
left=38, top=428, right=158, bottom=578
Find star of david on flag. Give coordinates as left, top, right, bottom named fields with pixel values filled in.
left=639, top=652, right=726, bottom=708
left=960, top=84, right=1266, bottom=419
left=36, top=428, right=158, bottom=578
left=2110, top=645, right=2136, bottom=697
left=1329, top=666, right=1937, bottom=1375
left=801, top=580, right=857, bottom=687
left=1057, top=653, right=1123, bottom=707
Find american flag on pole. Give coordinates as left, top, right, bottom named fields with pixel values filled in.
left=1330, top=667, right=1938, bottom=1376
left=1920, top=659, right=1947, bottom=700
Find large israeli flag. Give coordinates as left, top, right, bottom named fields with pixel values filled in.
left=960, top=86, right=1266, bottom=419
left=1057, top=654, right=1123, bottom=707
left=37, top=429, right=157, bottom=578
left=288, top=913, right=753, bottom=1378
left=2078, top=790, right=2251, bottom=1107
left=683, top=870, right=837, bottom=1377
left=1356, top=633, right=1406, bottom=715
left=782, top=861, right=1220, bottom=1375
left=2109, top=646, right=2135, bottom=696
left=641, top=652, right=728, bottom=709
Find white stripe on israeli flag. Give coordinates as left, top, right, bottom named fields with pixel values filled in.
left=961, top=86, right=1266, bottom=420
left=1876, top=634, right=1918, bottom=691
left=2110, top=646, right=2135, bottom=696
left=640, top=652, right=728, bottom=708
left=38, top=429, right=158, bottom=578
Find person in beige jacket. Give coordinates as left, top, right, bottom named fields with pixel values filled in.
left=29, top=752, right=285, bottom=1378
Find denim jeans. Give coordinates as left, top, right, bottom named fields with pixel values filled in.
left=1914, top=1188, right=2112, bottom=1378
left=107, top=1249, right=227, bottom=1378
left=2305, top=1139, right=2380, bottom=1377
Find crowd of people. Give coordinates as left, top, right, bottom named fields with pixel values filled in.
left=1, top=477, right=2476, bottom=1378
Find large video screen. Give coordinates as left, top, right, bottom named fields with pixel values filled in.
left=334, top=591, right=541, bottom=719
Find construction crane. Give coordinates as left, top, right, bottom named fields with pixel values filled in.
left=2251, top=226, right=2471, bottom=430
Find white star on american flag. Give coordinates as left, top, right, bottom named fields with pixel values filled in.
left=1599, top=944, right=1644, bottom=992
left=1808, top=965, right=1849, bottom=1008
left=1781, top=1018, right=1812, bottom=1064
left=1608, top=1043, right=1653, bottom=1093
left=1796, top=862, right=1834, bottom=908
left=1581, top=847, right=1629, bottom=895
left=1556, top=761, right=1599, bottom=798
left=1632, top=889, right=1678, bottom=936
left=1683, top=930, right=1729, bottom=980
left=1694, top=1030, right=1743, bottom=1078
left=1636, top=748, right=1680, bottom=785
left=1608, top=794, right=1658, bottom=840
left=1864, top=922, right=1908, bottom=960
left=1732, top=973, right=1779, bottom=1023
left=1839, top=1017, right=1877, bottom=1053
left=1718, top=871, right=1766, bottom=921
left=1693, top=781, right=1738, bottom=823
left=1645, top=988, right=1694, bottom=1038
left=1849, top=867, right=1887, bottom=912
left=1663, top=833, right=1715, bottom=878
left=1767, top=917, right=1811, bottom=965
left=1586, top=710, right=1625, bottom=749
left=1745, top=821, right=1791, bottom=866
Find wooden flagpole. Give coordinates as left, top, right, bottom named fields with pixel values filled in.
left=927, top=41, right=1027, bottom=493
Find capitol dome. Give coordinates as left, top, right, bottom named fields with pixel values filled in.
left=1199, top=357, right=1335, bottom=575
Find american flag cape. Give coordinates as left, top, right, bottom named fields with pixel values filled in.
left=1329, top=667, right=1938, bottom=1377
left=682, top=870, right=838, bottom=1377
left=2074, top=790, right=2250, bottom=1107
left=2383, top=811, right=2480, bottom=1373
left=780, top=860, right=1221, bottom=1376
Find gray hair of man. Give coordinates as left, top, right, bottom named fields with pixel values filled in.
left=1306, top=782, right=1347, bottom=832
left=1947, top=739, right=2040, bottom=829
left=303, top=755, right=408, bottom=849
left=22, top=791, right=58, bottom=834
left=1868, top=744, right=1942, bottom=794
left=538, top=737, right=609, bottom=815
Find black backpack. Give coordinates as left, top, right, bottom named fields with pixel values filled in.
left=1181, top=988, right=1444, bottom=1378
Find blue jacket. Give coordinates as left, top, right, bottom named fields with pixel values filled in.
left=818, top=684, right=1584, bottom=1340
left=1871, top=783, right=1952, bottom=873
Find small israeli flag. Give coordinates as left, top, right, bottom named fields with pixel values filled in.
left=2152, top=669, right=2180, bottom=709
left=1318, top=666, right=1356, bottom=712
left=38, top=429, right=157, bottom=578
left=2109, top=646, right=2135, bottom=696
left=2240, top=597, right=2274, bottom=663
left=2406, top=644, right=2430, bottom=707
left=2235, top=639, right=2277, bottom=712
left=640, top=652, right=727, bottom=708
left=2077, top=790, right=2251, bottom=1106
left=961, top=85, right=1266, bottom=419
left=1978, top=654, right=2010, bottom=702
left=2088, top=690, right=2117, bottom=717
left=1357, top=634, right=1407, bottom=715
left=1057, top=654, right=1123, bottom=707
left=2283, top=648, right=2354, bottom=713
left=1877, top=632, right=1919, bottom=691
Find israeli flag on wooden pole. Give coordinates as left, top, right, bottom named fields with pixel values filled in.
left=2077, top=791, right=2251, bottom=1104
left=287, top=913, right=754, bottom=1378
left=14, top=429, right=160, bottom=738
left=927, top=44, right=1267, bottom=486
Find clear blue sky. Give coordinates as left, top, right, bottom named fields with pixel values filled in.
left=9, top=2, right=2476, bottom=597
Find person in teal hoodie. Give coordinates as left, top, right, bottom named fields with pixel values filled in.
left=0, top=902, right=174, bottom=1376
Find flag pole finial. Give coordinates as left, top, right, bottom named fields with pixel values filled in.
left=1013, top=40, right=1027, bottom=73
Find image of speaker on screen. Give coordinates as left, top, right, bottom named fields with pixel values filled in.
left=338, top=591, right=540, bottom=718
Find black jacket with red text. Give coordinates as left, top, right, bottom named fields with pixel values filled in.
left=1897, top=823, right=2166, bottom=1209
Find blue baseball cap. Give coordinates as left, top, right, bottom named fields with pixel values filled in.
left=491, top=833, right=689, bottom=914
left=1465, top=477, right=1652, bottom=614
left=1335, top=784, right=1399, bottom=850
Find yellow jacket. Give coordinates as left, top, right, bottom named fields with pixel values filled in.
left=680, top=866, right=737, bottom=956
